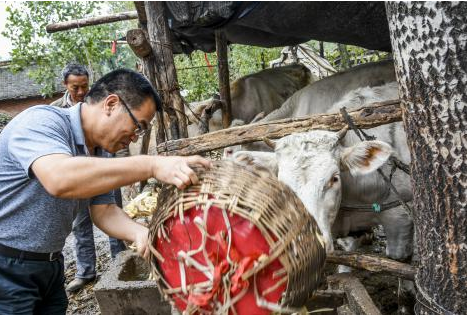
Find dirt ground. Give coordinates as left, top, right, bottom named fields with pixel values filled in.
left=63, top=226, right=112, bottom=315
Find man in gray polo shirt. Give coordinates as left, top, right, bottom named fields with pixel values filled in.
left=0, top=68, right=211, bottom=314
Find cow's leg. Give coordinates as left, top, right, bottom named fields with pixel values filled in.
left=378, top=206, right=413, bottom=261
left=336, top=236, right=360, bottom=273
left=378, top=206, right=415, bottom=313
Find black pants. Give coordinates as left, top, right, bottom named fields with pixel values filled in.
left=0, top=253, right=68, bottom=314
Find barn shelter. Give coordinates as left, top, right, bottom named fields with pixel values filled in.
left=140, top=2, right=391, bottom=54
left=47, top=1, right=393, bottom=145
left=46, top=2, right=467, bottom=314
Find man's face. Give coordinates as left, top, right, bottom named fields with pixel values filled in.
left=100, top=96, right=156, bottom=153
left=64, top=74, right=89, bottom=104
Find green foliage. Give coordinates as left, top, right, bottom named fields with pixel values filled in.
left=2, top=1, right=138, bottom=97
left=175, top=45, right=281, bottom=102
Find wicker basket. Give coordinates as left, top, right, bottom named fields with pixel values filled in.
left=149, top=160, right=326, bottom=314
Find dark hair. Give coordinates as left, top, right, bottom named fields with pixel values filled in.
left=62, top=63, right=89, bottom=82
left=84, top=68, right=161, bottom=111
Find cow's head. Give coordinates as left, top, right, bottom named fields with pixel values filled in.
left=233, top=129, right=393, bottom=253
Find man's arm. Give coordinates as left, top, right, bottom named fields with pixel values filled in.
left=90, top=203, right=149, bottom=258
left=31, top=154, right=211, bottom=199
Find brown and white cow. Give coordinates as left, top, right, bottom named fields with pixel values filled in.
left=232, top=82, right=413, bottom=261
left=186, top=64, right=312, bottom=136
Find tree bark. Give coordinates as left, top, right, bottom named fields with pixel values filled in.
left=215, top=30, right=232, bottom=128
left=153, top=99, right=402, bottom=156
left=46, top=11, right=138, bottom=33
left=145, top=1, right=188, bottom=140
left=386, top=2, right=467, bottom=314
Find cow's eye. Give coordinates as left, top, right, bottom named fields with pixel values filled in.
left=329, top=175, right=340, bottom=187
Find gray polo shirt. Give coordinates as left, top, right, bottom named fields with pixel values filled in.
left=0, top=103, right=115, bottom=253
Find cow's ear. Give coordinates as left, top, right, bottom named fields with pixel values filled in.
left=232, top=151, right=278, bottom=175
left=340, top=141, right=392, bottom=176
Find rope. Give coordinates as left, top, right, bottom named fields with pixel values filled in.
left=340, top=107, right=414, bottom=218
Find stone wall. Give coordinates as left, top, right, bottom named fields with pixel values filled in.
left=0, top=64, right=63, bottom=101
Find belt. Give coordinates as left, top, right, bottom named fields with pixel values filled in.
left=0, top=243, right=61, bottom=261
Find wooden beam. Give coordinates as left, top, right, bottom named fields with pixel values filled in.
left=145, top=1, right=188, bottom=140
left=215, top=30, right=232, bottom=128
left=46, top=11, right=138, bottom=33
left=326, top=251, right=416, bottom=280
left=328, top=274, right=382, bottom=315
left=153, top=99, right=402, bottom=156
left=127, top=28, right=152, bottom=58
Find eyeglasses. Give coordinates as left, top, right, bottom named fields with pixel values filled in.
left=118, top=95, right=151, bottom=138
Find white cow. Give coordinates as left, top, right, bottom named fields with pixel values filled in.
left=233, top=82, right=413, bottom=261
left=230, top=59, right=397, bottom=155
left=261, top=60, right=395, bottom=122
left=186, top=64, right=312, bottom=136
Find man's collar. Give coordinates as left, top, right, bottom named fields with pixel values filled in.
left=68, top=102, right=86, bottom=146
left=65, top=91, right=74, bottom=107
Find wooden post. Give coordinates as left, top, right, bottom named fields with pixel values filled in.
left=215, top=30, right=232, bottom=128
left=145, top=1, right=188, bottom=140
left=133, top=2, right=166, bottom=190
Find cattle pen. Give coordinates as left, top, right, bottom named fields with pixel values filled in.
left=43, top=2, right=466, bottom=315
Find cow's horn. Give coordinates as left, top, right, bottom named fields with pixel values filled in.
left=263, top=137, right=276, bottom=149
left=337, top=126, right=349, bottom=140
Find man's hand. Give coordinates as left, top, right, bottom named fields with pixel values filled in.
left=152, top=155, right=212, bottom=189
left=134, top=226, right=150, bottom=259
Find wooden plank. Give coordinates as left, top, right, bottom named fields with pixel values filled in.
left=46, top=11, right=138, bottom=33
left=153, top=99, right=402, bottom=156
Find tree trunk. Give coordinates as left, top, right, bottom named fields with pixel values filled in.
left=386, top=2, right=467, bottom=314
left=133, top=2, right=166, bottom=190
left=145, top=1, right=188, bottom=140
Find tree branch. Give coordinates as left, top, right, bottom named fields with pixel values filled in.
left=46, top=11, right=138, bottom=33
left=326, top=250, right=416, bottom=280
left=153, top=99, right=402, bottom=156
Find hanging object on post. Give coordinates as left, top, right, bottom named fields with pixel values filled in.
left=111, top=40, right=117, bottom=54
